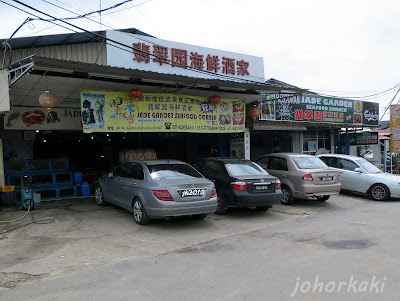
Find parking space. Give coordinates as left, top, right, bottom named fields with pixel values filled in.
left=0, top=193, right=365, bottom=288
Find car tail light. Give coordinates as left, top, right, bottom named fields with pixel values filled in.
left=210, top=187, right=217, bottom=198
left=302, top=174, right=313, bottom=181
left=230, top=181, right=247, bottom=190
left=153, top=190, right=174, bottom=201
left=275, top=180, right=281, bottom=189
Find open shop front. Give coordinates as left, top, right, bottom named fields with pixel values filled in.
left=246, top=93, right=380, bottom=158
left=1, top=111, right=241, bottom=201
left=0, top=29, right=306, bottom=203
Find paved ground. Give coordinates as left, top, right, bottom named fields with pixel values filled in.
left=1, top=192, right=398, bottom=300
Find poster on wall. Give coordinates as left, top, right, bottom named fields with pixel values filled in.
left=229, top=138, right=245, bottom=158
left=81, top=91, right=246, bottom=133
left=259, top=96, right=275, bottom=120
left=259, top=94, right=379, bottom=126
left=4, top=107, right=82, bottom=130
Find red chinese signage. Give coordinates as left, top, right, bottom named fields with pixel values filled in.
left=106, top=31, right=265, bottom=83
left=132, top=42, right=250, bottom=76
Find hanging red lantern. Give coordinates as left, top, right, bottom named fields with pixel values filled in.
left=208, top=95, right=221, bottom=105
left=129, top=88, right=143, bottom=99
left=39, top=91, right=57, bottom=111
left=248, top=105, right=261, bottom=119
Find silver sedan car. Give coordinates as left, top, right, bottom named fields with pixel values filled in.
left=256, top=153, right=341, bottom=205
left=95, top=159, right=218, bottom=225
left=318, top=153, right=400, bottom=201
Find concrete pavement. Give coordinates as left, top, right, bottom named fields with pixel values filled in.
left=0, top=193, right=363, bottom=291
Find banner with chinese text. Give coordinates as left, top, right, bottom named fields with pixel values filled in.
left=81, top=91, right=246, bottom=133
left=259, top=94, right=379, bottom=126
left=390, top=105, right=400, bottom=152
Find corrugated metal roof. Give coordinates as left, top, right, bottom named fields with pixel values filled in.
left=20, top=55, right=302, bottom=94
left=1, top=28, right=153, bottom=49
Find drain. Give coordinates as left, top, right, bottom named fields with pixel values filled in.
left=323, top=239, right=373, bottom=250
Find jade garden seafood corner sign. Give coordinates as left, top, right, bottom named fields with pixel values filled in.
left=259, top=94, right=379, bottom=126
left=81, top=91, right=246, bottom=133
left=106, top=30, right=265, bottom=83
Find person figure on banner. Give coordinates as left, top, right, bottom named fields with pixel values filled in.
left=82, top=99, right=95, bottom=124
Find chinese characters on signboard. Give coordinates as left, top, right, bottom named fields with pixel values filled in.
left=106, top=31, right=265, bottom=83
left=132, top=43, right=251, bottom=77
left=390, top=105, right=400, bottom=153
left=259, top=94, right=379, bottom=126
left=81, top=91, right=246, bottom=134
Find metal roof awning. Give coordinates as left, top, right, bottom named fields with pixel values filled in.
left=6, top=55, right=306, bottom=108
left=27, top=56, right=303, bottom=94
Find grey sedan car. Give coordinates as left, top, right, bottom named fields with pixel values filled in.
left=256, top=153, right=341, bottom=205
left=318, top=153, right=400, bottom=201
left=95, top=159, right=218, bottom=225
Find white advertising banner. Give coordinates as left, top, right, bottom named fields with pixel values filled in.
left=106, top=31, right=265, bottom=83
left=245, top=128, right=250, bottom=160
left=4, top=107, right=82, bottom=130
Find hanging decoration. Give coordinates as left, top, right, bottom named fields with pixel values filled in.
left=39, top=91, right=57, bottom=112
left=208, top=95, right=221, bottom=105
left=129, top=88, right=143, bottom=100
left=248, top=105, right=261, bottom=119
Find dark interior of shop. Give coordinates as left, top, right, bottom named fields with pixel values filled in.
left=29, top=131, right=233, bottom=172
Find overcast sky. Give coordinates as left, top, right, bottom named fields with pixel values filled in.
left=1, top=0, right=399, bottom=120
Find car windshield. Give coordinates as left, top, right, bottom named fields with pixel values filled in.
left=225, top=161, right=269, bottom=177
left=357, top=159, right=382, bottom=174
left=148, top=164, right=204, bottom=179
left=292, top=157, right=328, bottom=169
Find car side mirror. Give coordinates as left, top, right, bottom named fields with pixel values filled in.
left=354, top=168, right=363, bottom=173
left=108, top=172, right=114, bottom=179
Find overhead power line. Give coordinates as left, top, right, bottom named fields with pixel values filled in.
left=31, top=0, right=135, bottom=21
left=379, top=86, right=400, bottom=122
left=2, top=0, right=267, bottom=84
left=2, top=0, right=399, bottom=100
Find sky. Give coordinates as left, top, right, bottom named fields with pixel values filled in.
left=1, top=0, right=400, bottom=120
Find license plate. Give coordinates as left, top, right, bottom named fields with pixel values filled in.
left=255, top=185, right=269, bottom=191
left=321, top=177, right=333, bottom=181
left=180, top=188, right=205, bottom=197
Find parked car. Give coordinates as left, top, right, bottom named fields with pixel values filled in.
left=255, top=153, right=341, bottom=205
left=318, top=153, right=400, bottom=201
left=191, top=158, right=281, bottom=214
left=95, top=159, right=218, bottom=225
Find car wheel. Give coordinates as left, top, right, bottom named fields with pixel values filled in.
left=192, top=213, right=207, bottom=220
left=316, top=195, right=330, bottom=202
left=215, top=196, right=228, bottom=215
left=132, top=198, right=151, bottom=225
left=256, top=206, right=271, bottom=211
left=281, top=185, right=294, bottom=205
left=369, top=184, right=390, bottom=201
left=95, top=185, right=106, bottom=206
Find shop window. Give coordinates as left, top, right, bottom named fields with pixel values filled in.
left=303, top=132, right=331, bottom=154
